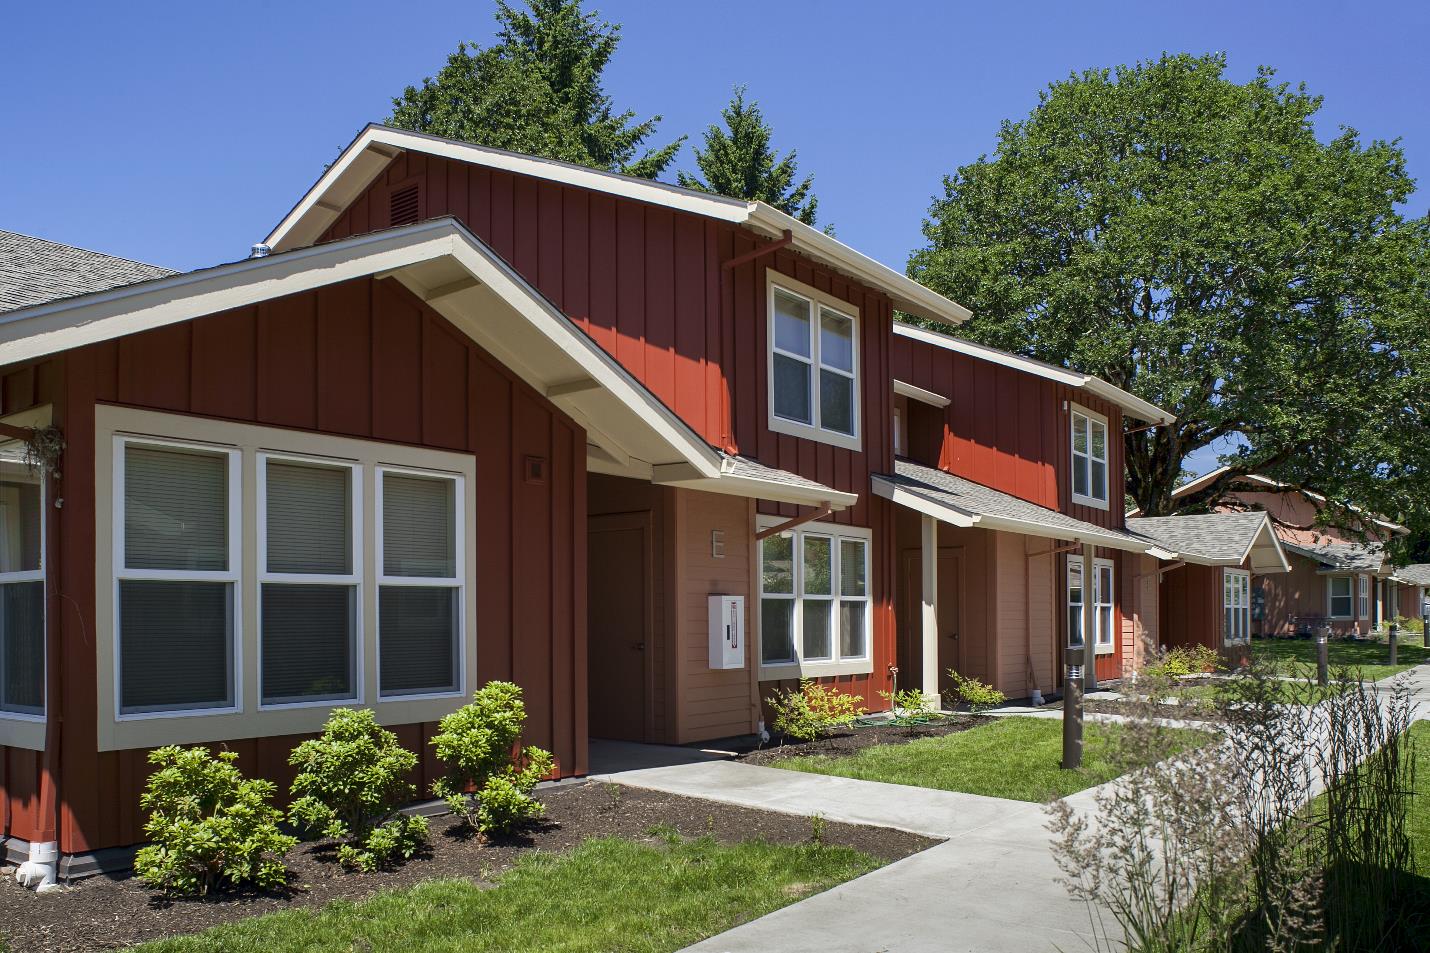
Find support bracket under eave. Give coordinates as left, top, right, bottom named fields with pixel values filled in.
left=755, top=504, right=834, bottom=541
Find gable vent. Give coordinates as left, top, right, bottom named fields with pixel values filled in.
left=389, top=184, right=420, bottom=227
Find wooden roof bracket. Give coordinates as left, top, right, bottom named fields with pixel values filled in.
left=0, top=422, right=33, bottom=442
left=755, top=503, right=834, bottom=541
left=723, top=229, right=793, bottom=271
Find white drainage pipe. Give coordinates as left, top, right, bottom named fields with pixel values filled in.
left=15, top=840, right=59, bottom=892
left=1030, top=689, right=1045, bottom=706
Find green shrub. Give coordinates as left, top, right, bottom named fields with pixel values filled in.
left=135, top=746, right=295, bottom=897
left=1144, top=644, right=1223, bottom=679
left=877, top=687, right=943, bottom=723
left=767, top=679, right=866, bottom=742
left=430, top=681, right=554, bottom=835
left=288, top=708, right=428, bottom=871
left=944, top=670, right=1006, bottom=713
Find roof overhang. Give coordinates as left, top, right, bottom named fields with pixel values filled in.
left=263, top=125, right=972, bottom=328
left=893, top=378, right=951, bottom=408
left=892, top=323, right=1173, bottom=424
left=652, top=457, right=857, bottom=511
left=871, top=473, right=1175, bottom=558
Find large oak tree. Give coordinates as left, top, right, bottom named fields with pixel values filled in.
left=909, top=53, right=1430, bottom=542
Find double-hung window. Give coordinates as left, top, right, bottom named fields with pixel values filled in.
left=1070, top=407, right=1109, bottom=508
left=1067, top=555, right=1115, bottom=653
left=0, top=458, right=44, bottom=721
left=116, top=439, right=240, bottom=716
left=1328, top=576, right=1353, bottom=619
left=378, top=469, right=463, bottom=698
left=259, top=456, right=361, bottom=707
left=759, top=522, right=870, bottom=674
left=1224, top=569, right=1251, bottom=644
left=768, top=276, right=860, bottom=449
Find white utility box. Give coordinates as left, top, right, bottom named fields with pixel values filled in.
left=708, top=595, right=745, bottom=669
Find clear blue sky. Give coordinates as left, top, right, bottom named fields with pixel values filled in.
left=4, top=1, right=1425, bottom=474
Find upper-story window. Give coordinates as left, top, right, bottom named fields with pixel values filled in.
left=768, top=274, right=860, bottom=451
left=1070, top=406, right=1109, bottom=509
left=0, top=457, right=44, bottom=722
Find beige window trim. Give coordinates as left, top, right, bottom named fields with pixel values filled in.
left=95, top=405, right=477, bottom=752
left=766, top=271, right=863, bottom=453
left=1069, top=403, right=1110, bottom=511
left=0, top=405, right=52, bottom=751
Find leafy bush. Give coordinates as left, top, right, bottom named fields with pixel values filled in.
left=944, top=670, right=1006, bottom=713
left=430, top=681, right=554, bottom=835
left=1143, top=644, right=1223, bottom=679
left=877, top=687, right=943, bottom=723
left=135, top=746, right=295, bottom=897
left=288, top=708, right=428, bottom=871
left=767, top=679, right=865, bottom=742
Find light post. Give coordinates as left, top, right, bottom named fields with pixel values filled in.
left=1389, top=620, right=1399, bottom=667
left=1062, top=644, right=1084, bottom=770
left=1316, top=625, right=1329, bottom=688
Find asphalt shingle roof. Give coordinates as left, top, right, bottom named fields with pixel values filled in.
left=1125, top=511, right=1271, bottom=565
left=1281, top=539, right=1386, bottom=573
left=718, top=454, right=841, bottom=494
left=1394, top=564, right=1430, bottom=586
left=0, top=230, right=174, bottom=313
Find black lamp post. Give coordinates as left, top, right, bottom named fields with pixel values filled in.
left=1062, top=644, right=1084, bottom=770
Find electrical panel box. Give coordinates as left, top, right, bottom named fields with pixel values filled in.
left=708, top=595, right=745, bottom=669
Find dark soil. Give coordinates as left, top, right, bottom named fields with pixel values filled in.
left=738, top=713, right=983, bottom=766
left=0, top=782, right=937, bottom=953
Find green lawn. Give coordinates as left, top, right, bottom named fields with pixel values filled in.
left=134, top=836, right=881, bottom=953
left=1411, top=721, right=1430, bottom=874
left=774, top=716, right=1213, bottom=801
left=1252, top=636, right=1430, bottom=682
left=1164, top=679, right=1347, bottom=706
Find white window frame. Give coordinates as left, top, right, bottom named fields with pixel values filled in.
left=1327, top=576, right=1353, bottom=620
left=1224, top=569, right=1251, bottom=645
left=1357, top=575, right=1370, bottom=620
left=1069, top=405, right=1110, bottom=510
left=0, top=459, right=46, bottom=728
left=256, top=452, right=364, bottom=710
left=114, top=435, right=243, bottom=721
left=1067, top=555, right=1116, bottom=655
left=375, top=465, right=467, bottom=701
left=766, top=273, right=862, bottom=452
left=757, top=516, right=872, bottom=679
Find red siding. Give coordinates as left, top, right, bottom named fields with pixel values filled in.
left=0, top=275, right=586, bottom=853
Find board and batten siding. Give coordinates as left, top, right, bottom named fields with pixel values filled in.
left=0, top=274, right=586, bottom=854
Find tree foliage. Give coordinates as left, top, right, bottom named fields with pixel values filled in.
left=678, top=86, right=818, bottom=224
left=389, top=0, right=682, bottom=178
left=909, top=53, right=1430, bottom=539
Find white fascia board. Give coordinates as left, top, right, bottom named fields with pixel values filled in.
left=663, top=472, right=857, bottom=510
left=893, top=378, right=951, bottom=408
left=871, top=476, right=979, bottom=527
left=975, top=511, right=1160, bottom=555
left=893, top=323, right=1175, bottom=425
left=1170, top=466, right=1232, bottom=500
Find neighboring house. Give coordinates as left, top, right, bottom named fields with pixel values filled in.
left=0, top=126, right=1231, bottom=875
left=1171, top=470, right=1410, bottom=636
left=1126, top=512, right=1289, bottom=661
left=1390, top=564, right=1430, bottom=622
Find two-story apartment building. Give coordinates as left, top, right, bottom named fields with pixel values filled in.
left=0, top=125, right=1235, bottom=877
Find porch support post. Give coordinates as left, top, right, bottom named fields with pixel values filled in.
left=921, top=514, right=940, bottom=700
left=1083, top=541, right=1098, bottom=692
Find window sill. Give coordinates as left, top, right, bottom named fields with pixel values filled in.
left=768, top=414, right=862, bottom=453
left=759, top=659, right=873, bottom=681
left=0, top=715, right=46, bottom=751
left=1070, top=493, right=1110, bottom=511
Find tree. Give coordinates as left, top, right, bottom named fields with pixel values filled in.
left=678, top=86, right=819, bottom=224
left=908, top=53, right=1430, bottom=541
left=388, top=0, right=683, bottom=179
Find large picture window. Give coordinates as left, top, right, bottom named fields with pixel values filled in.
left=1224, top=569, right=1251, bottom=644
left=1328, top=576, right=1353, bottom=619
left=0, top=459, right=44, bottom=720
left=768, top=276, right=860, bottom=450
left=759, top=522, right=870, bottom=674
left=1070, top=408, right=1109, bottom=508
left=1067, top=555, right=1115, bottom=653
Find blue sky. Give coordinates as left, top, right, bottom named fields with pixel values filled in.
left=4, top=1, right=1425, bottom=475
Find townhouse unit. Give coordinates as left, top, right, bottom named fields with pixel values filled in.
left=0, top=126, right=1248, bottom=876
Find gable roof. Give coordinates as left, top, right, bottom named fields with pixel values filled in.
left=261, top=124, right=972, bottom=328
left=873, top=459, right=1177, bottom=557
left=1172, top=467, right=1410, bottom=536
left=892, top=322, right=1174, bottom=425
left=0, top=216, right=852, bottom=512
left=1, top=229, right=174, bottom=313
left=1126, top=511, right=1290, bottom=573
left=1393, top=565, right=1430, bottom=586
left=1281, top=539, right=1387, bottom=574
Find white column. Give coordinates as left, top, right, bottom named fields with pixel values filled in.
left=921, top=514, right=940, bottom=699
left=1083, top=541, right=1098, bottom=691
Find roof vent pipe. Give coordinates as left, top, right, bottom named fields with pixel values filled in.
left=249, top=243, right=271, bottom=259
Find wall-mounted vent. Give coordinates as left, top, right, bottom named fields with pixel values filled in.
left=389, top=184, right=420, bottom=227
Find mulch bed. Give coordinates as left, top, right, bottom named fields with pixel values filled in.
left=0, top=782, right=936, bottom=953
left=736, top=713, right=983, bottom=766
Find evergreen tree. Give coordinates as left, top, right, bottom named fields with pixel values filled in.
left=678, top=86, right=818, bottom=225
left=389, top=0, right=682, bottom=179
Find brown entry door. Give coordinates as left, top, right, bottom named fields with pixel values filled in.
left=937, top=550, right=963, bottom=694
left=588, top=513, right=651, bottom=741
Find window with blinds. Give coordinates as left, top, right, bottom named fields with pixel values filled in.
left=260, top=458, right=359, bottom=706
left=117, top=442, right=236, bottom=715
left=0, top=463, right=44, bottom=718
left=379, top=470, right=461, bottom=696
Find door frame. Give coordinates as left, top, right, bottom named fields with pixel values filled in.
left=588, top=511, right=656, bottom=742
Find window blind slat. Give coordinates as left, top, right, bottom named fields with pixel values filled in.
left=119, top=580, right=232, bottom=713
left=0, top=581, right=44, bottom=714
left=125, top=446, right=228, bottom=571
left=378, top=586, right=457, bottom=696
left=382, top=474, right=455, bottom=578
left=267, top=461, right=351, bottom=574
left=261, top=584, right=355, bottom=703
